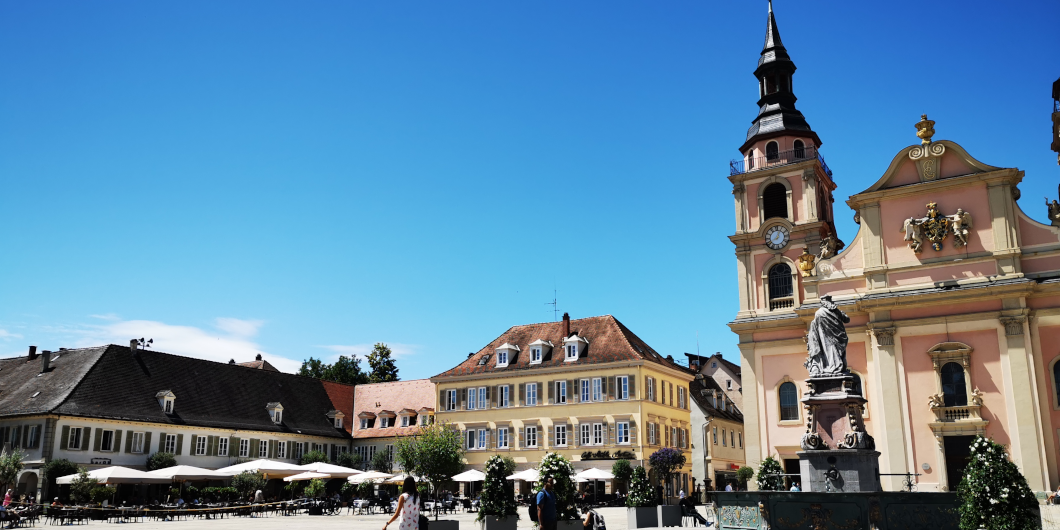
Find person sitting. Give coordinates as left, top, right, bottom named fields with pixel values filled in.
left=50, top=498, right=63, bottom=508
left=789, top=482, right=800, bottom=492
left=679, top=496, right=711, bottom=527
left=1052, top=484, right=1060, bottom=505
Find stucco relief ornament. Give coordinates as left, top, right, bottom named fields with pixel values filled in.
left=971, top=387, right=984, bottom=407
left=908, top=114, right=945, bottom=181
left=817, top=234, right=838, bottom=260
left=921, top=203, right=951, bottom=251
left=928, top=393, right=944, bottom=409
left=804, top=295, right=849, bottom=377
left=949, top=208, right=973, bottom=249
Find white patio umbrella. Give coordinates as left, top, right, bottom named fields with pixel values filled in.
left=348, top=471, right=393, bottom=483
left=298, top=462, right=363, bottom=478
left=574, top=468, right=614, bottom=505
left=385, top=473, right=417, bottom=485
left=451, top=469, right=486, bottom=482
left=506, top=469, right=540, bottom=482
left=56, top=466, right=172, bottom=485
left=284, top=472, right=332, bottom=482
left=149, top=465, right=234, bottom=481
left=216, top=459, right=306, bottom=478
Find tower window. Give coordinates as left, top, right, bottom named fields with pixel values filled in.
left=762, top=183, right=788, bottom=220
left=766, top=75, right=777, bottom=95
left=765, top=141, right=779, bottom=161
left=793, top=139, right=805, bottom=159
left=941, top=362, right=967, bottom=407
left=779, top=382, right=798, bottom=421
left=768, top=263, right=793, bottom=310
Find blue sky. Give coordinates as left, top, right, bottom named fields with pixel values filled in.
left=1, top=1, right=1058, bottom=378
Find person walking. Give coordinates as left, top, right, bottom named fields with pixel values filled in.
left=537, top=478, right=557, bottom=530
left=383, top=476, right=421, bottom=530
left=2, top=490, right=11, bottom=508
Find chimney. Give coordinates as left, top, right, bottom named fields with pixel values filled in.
left=41, top=350, right=51, bottom=372
left=130, top=339, right=138, bottom=353
left=27, top=346, right=37, bottom=361
left=563, top=312, right=570, bottom=338
left=255, top=353, right=262, bottom=361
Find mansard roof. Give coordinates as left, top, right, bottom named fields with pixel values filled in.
left=689, top=377, right=744, bottom=423
left=433, top=315, right=687, bottom=378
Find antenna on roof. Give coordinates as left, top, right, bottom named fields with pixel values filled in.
left=545, top=289, right=559, bottom=321
left=696, top=331, right=700, bottom=357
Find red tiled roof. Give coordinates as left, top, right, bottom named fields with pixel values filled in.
left=321, top=380, right=355, bottom=434
left=353, top=379, right=436, bottom=439
left=433, top=315, right=685, bottom=378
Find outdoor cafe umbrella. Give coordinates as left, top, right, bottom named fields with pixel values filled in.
left=348, top=471, right=393, bottom=484
left=574, top=468, right=614, bottom=505
left=505, top=469, right=540, bottom=482
left=284, top=471, right=332, bottom=482
left=450, top=470, right=485, bottom=482
left=56, top=466, right=172, bottom=485
left=385, top=473, right=416, bottom=485
left=149, top=465, right=234, bottom=481
left=216, top=459, right=306, bottom=478
left=298, top=462, right=363, bottom=478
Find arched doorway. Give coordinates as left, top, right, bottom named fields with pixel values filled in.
left=16, top=471, right=38, bottom=500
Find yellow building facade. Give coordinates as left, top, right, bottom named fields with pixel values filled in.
left=430, top=314, right=694, bottom=495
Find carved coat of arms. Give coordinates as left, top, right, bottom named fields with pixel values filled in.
left=922, top=203, right=950, bottom=251
left=901, top=202, right=970, bottom=253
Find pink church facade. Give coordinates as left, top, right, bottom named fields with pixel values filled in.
left=729, top=4, right=1060, bottom=492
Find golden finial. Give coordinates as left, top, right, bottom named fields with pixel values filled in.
left=915, top=114, right=935, bottom=145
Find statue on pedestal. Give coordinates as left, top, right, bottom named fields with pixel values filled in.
left=804, top=295, right=849, bottom=377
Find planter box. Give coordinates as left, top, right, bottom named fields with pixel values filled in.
left=627, top=507, right=658, bottom=529
left=657, top=505, right=682, bottom=527
left=430, top=520, right=460, bottom=530
left=476, top=516, right=517, bottom=530
left=557, top=520, right=581, bottom=530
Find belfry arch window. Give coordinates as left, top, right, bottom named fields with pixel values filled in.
left=766, top=141, right=779, bottom=161
left=793, top=139, right=805, bottom=159
left=779, top=382, right=798, bottom=421
left=941, top=362, right=968, bottom=407
left=767, top=263, right=794, bottom=310
left=762, top=183, right=788, bottom=220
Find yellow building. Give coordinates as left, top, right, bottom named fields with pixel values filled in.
left=430, top=314, right=694, bottom=496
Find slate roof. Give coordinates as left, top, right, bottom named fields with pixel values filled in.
left=433, top=315, right=686, bottom=378
left=689, top=378, right=743, bottom=423
left=353, top=379, right=435, bottom=439
left=0, top=344, right=349, bottom=439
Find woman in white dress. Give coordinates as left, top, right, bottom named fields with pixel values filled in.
left=383, top=477, right=420, bottom=530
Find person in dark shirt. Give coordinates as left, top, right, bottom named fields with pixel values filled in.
left=536, top=478, right=557, bottom=530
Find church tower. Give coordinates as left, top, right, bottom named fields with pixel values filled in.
left=729, top=0, right=840, bottom=318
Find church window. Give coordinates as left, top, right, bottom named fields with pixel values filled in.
left=766, top=141, right=779, bottom=161
left=793, top=139, right=805, bottom=159
left=768, top=263, right=793, bottom=310
left=1054, top=361, right=1060, bottom=406
left=762, top=183, right=787, bottom=219
left=779, top=382, right=799, bottom=421
left=941, top=362, right=967, bottom=407
left=766, top=74, right=777, bottom=95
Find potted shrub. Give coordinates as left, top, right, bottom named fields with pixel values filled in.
left=612, top=460, right=633, bottom=495
left=394, top=421, right=466, bottom=530
left=477, top=456, right=518, bottom=530
left=534, top=452, right=580, bottom=530
left=649, top=448, right=686, bottom=526
left=626, top=466, right=658, bottom=529
left=957, top=435, right=1038, bottom=530
left=755, top=457, right=785, bottom=491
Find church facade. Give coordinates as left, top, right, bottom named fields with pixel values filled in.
left=729, top=3, right=1060, bottom=492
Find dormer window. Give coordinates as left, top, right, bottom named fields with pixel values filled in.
left=155, top=391, right=176, bottom=414
left=267, top=402, right=284, bottom=424
left=527, top=339, right=552, bottom=365
left=562, top=335, right=587, bottom=362
left=495, top=343, right=519, bottom=368
left=327, top=410, right=345, bottom=429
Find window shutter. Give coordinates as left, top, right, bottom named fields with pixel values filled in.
left=158, top=432, right=167, bottom=452
left=644, top=376, right=650, bottom=400
left=59, top=426, right=69, bottom=450
left=250, top=438, right=260, bottom=458
left=485, top=387, right=492, bottom=409
left=230, top=436, right=239, bottom=455
left=490, top=429, right=497, bottom=450
left=629, top=419, right=638, bottom=446
left=90, top=428, right=101, bottom=452
left=547, top=381, right=554, bottom=405
left=440, top=390, right=447, bottom=411
left=539, top=382, right=545, bottom=405
left=190, top=435, right=198, bottom=454
left=123, top=431, right=133, bottom=453
left=142, top=432, right=152, bottom=453
left=112, top=430, right=122, bottom=453
left=176, top=434, right=184, bottom=455
left=493, top=386, right=500, bottom=407
left=519, top=384, right=525, bottom=406
left=460, top=388, right=467, bottom=410
left=609, top=423, right=616, bottom=446
left=573, top=381, right=580, bottom=403
left=269, top=440, right=277, bottom=459
left=670, top=383, right=674, bottom=406
left=628, top=375, right=636, bottom=400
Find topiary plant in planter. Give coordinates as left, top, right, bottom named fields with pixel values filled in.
left=534, top=452, right=579, bottom=524
left=957, top=435, right=1038, bottom=530
left=478, top=455, right=518, bottom=530
left=625, top=467, right=658, bottom=529
left=755, top=457, right=785, bottom=491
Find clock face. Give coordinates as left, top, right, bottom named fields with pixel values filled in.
left=765, top=225, right=790, bottom=250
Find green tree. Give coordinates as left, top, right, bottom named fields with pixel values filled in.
left=957, top=435, right=1038, bottom=530
left=146, top=452, right=177, bottom=471
left=393, top=422, right=465, bottom=519
left=478, top=455, right=517, bottom=521
left=298, top=356, right=369, bottom=385
left=0, top=450, right=25, bottom=494
left=69, top=469, right=98, bottom=504
left=626, top=466, right=656, bottom=508
left=90, top=486, right=114, bottom=504
left=612, top=459, right=633, bottom=494
left=736, top=466, right=755, bottom=490
left=648, top=448, right=686, bottom=505
left=534, top=452, right=578, bottom=521
left=755, top=457, right=785, bottom=491
left=367, top=343, right=400, bottom=383
left=231, top=471, right=266, bottom=501
left=300, top=450, right=329, bottom=465
left=298, top=357, right=327, bottom=378
left=337, top=451, right=363, bottom=471
left=42, top=459, right=78, bottom=501
left=304, top=478, right=326, bottom=499
left=371, top=450, right=393, bottom=473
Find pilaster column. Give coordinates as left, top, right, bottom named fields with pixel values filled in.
left=732, top=183, right=747, bottom=234
left=802, top=169, right=818, bottom=222
left=737, top=340, right=761, bottom=491
left=998, top=315, right=1047, bottom=490
left=866, top=325, right=909, bottom=491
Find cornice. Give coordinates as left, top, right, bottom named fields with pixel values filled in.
left=846, top=168, right=1022, bottom=210
left=727, top=159, right=818, bottom=186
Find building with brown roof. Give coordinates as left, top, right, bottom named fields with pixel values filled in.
left=431, top=313, right=694, bottom=497
left=352, top=379, right=436, bottom=469
left=688, top=375, right=745, bottom=492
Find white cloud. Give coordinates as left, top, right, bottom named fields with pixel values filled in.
left=89, top=314, right=121, bottom=321
left=318, top=342, right=419, bottom=360
left=66, top=317, right=301, bottom=373
left=0, top=330, right=23, bottom=341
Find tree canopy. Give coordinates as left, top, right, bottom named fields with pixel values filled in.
left=394, top=422, right=464, bottom=518
left=368, top=343, right=400, bottom=383
left=298, top=355, right=369, bottom=386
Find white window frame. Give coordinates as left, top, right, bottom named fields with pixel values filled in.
left=565, top=344, right=578, bottom=361
left=164, top=434, right=177, bottom=454
left=527, top=383, right=538, bottom=406
left=131, top=432, right=145, bottom=454
left=294, top=442, right=304, bottom=460
left=497, top=350, right=508, bottom=367
left=401, top=416, right=410, bottom=427
left=195, top=435, right=207, bottom=455
left=580, top=424, right=591, bottom=446
left=100, top=430, right=115, bottom=452
left=617, top=376, right=629, bottom=400
left=27, top=425, right=40, bottom=449
left=678, top=387, right=686, bottom=409
left=478, top=387, right=487, bottom=409
left=272, top=409, right=282, bottom=424
left=218, top=437, right=229, bottom=457
left=420, top=415, right=429, bottom=426
left=360, top=418, right=369, bottom=429
left=469, top=388, right=478, bottom=410
left=592, top=378, right=602, bottom=402
left=498, top=427, right=509, bottom=449
left=277, top=441, right=287, bottom=459
left=531, top=348, right=542, bottom=364
left=525, top=426, right=538, bottom=448
left=466, top=430, right=475, bottom=450
left=592, top=423, right=604, bottom=445
left=581, top=379, right=590, bottom=402
left=447, top=389, right=458, bottom=411
left=239, top=439, right=250, bottom=457
left=259, top=440, right=269, bottom=457
left=726, top=380, right=732, bottom=390
left=557, top=381, right=567, bottom=404
left=478, top=429, right=487, bottom=449
left=335, top=417, right=344, bottom=429
left=500, top=386, right=509, bottom=408
left=648, top=423, right=657, bottom=445
left=68, top=428, right=83, bottom=450
left=555, top=424, right=567, bottom=447
left=163, top=399, right=174, bottom=414
left=617, top=422, right=630, bottom=445
left=646, top=377, right=655, bottom=401
left=713, top=426, right=718, bottom=445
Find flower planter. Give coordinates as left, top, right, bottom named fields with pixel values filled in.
left=627, top=507, right=658, bottom=529
left=657, top=505, right=682, bottom=527
left=430, top=520, right=460, bottom=530
left=476, top=516, right=517, bottom=530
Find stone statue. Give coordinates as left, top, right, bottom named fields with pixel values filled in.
left=971, top=387, right=984, bottom=407
left=1047, top=197, right=1060, bottom=227
left=804, top=295, right=850, bottom=377
left=818, top=235, right=838, bottom=260
left=902, top=217, right=924, bottom=253
left=928, top=393, right=944, bottom=409
left=950, top=208, right=972, bottom=249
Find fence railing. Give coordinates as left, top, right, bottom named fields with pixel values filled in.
left=729, top=146, right=832, bottom=177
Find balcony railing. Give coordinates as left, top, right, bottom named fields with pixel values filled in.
left=729, top=145, right=832, bottom=177
left=931, top=405, right=983, bottom=423
left=769, top=297, right=794, bottom=311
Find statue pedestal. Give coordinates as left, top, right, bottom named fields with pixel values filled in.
left=798, top=373, right=881, bottom=492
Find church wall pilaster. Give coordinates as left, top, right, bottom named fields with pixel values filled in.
left=866, top=320, right=911, bottom=491
left=997, top=313, right=1048, bottom=490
